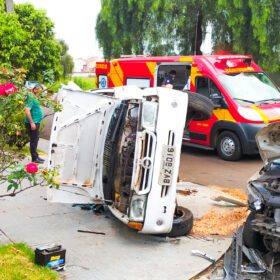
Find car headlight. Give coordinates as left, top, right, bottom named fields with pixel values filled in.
left=129, top=195, right=147, bottom=222
left=141, top=101, right=158, bottom=131
left=247, top=185, right=263, bottom=211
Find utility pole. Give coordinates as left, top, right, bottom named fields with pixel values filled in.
left=5, top=0, right=14, bottom=12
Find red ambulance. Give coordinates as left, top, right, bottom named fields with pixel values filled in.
left=95, top=55, right=280, bottom=160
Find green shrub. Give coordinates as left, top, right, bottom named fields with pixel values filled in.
left=72, top=76, right=96, bottom=91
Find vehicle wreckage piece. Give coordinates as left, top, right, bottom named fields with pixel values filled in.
left=220, top=123, right=280, bottom=280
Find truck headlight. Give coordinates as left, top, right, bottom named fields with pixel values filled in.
left=141, top=101, right=158, bottom=131
left=129, top=195, right=147, bottom=222
left=247, top=185, right=263, bottom=211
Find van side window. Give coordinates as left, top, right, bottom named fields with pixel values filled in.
left=196, top=77, right=221, bottom=98
left=157, top=64, right=191, bottom=90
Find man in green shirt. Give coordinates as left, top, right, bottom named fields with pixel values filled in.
left=24, top=88, right=44, bottom=163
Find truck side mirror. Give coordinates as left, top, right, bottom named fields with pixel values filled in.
left=209, top=93, right=228, bottom=109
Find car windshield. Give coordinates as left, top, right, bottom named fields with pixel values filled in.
left=218, top=72, right=280, bottom=105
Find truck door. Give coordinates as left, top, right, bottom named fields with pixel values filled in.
left=47, top=88, right=118, bottom=204
left=187, top=76, right=224, bottom=146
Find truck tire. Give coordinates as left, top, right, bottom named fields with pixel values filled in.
left=186, top=92, right=213, bottom=124
left=167, top=206, right=193, bottom=237
left=216, top=131, right=242, bottom=161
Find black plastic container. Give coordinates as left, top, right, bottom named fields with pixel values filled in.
left=35, top=244, right=66, bottom=269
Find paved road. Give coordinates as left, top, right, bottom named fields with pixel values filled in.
left=41, top=111, right=263, bottom=190
left=179, top=145, right=263, bottom=190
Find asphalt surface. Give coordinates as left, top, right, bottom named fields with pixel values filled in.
left=179, top=145, right=263, bottom=190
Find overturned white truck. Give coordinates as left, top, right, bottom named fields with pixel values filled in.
left=47, top=86, right=212, bottom=237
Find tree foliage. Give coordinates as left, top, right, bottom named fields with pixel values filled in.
left=0, top=2, right=62, bottom=81
left=96, top=0, right=280, bottom=71
left=58, top=40, right=74, bottom=78
left=216, top=0, right=280, bottom=71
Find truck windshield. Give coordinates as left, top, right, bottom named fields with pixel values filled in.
left=218, top=72, right=280, bottom=105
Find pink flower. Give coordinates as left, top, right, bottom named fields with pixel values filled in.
left=25, top=162, right=39, bottom=174
left=0, top=85, right=6, bottom=96
left=3, top=82, right=17, bottom=95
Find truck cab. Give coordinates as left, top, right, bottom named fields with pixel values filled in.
left=48, top=86, right=193, bottom=236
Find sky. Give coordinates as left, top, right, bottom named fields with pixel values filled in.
left=14, top=0, right=102, bottom=59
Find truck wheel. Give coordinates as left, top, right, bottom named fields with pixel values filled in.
left=167, top=206, right=193, bottom=237
left=186, top=92, right=213, bottom=124
left=216, top=131, right=242, bottom=161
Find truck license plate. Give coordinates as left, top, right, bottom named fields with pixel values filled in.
left=158, top=145, right=176, bottom=186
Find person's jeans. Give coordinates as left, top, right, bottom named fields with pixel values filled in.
left=25, top=123, right=40, bottom=161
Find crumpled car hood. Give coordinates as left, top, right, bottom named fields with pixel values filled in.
left=256, top=122, right=280, bottom=164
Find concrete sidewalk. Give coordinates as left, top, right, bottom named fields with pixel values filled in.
left=0, top=139, right=231, bottom=280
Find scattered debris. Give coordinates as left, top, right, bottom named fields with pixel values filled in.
left=177, top=189, right=198, bottom=196
left=192, top=208, right=249, bottom=236
left=213, top=195, right=247, bottom=207
left=191, top=250, right=216, bottom=263
left=72, top=204, right=95, bottom=211
left=35, top=244, right=66, bottom=270
left=216, top=187, right=247, bottom=202
left=72, top=204, right=105, bottom=214
left=77, top=230, right=106, bottom=235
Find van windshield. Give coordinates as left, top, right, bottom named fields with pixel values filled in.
left=218, top=72, right=280, bottom=105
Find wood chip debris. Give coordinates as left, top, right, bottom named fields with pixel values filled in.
left=192, top=207, right=249, bottom=236
left=192, top=187, right=249, bottom=236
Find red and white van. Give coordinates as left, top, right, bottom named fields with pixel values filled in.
left=96, top=55, right=280, bottom=160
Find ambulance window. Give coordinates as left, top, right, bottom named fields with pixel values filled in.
left=209, top=80, right=221, bottom=95
left=196, top=77, right=209, bottom=97
left=196, top=77, right=221, bottom=98
left=126, top=78, right=150, bottom=88
left=157, top=64, right=191, bottom=90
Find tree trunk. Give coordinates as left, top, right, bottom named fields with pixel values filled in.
left=195, top=11, right=203, bottom=55
left=5, top=0, right=14, bottom=12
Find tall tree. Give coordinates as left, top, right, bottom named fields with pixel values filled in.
left=58, top=39, right=74, bottom=78
left=0, top=2, right=62, bottom=81
left=215, top=0, right=280, bottom=71
left=96, top=0, right=215, bottom=58
left=5, top=0, right=14, bottom=12
left=96, top=0, right=280, bottom=71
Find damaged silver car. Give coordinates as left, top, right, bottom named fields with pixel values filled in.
left=223, top=122, right=280, bottom=279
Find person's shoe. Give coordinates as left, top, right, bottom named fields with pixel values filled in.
left=37, top=156, right=45, bottom=162
left=33, top=158, right=45, bottom=164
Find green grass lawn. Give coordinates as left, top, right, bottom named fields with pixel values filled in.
left=0, top=243, right=58, bottom=280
